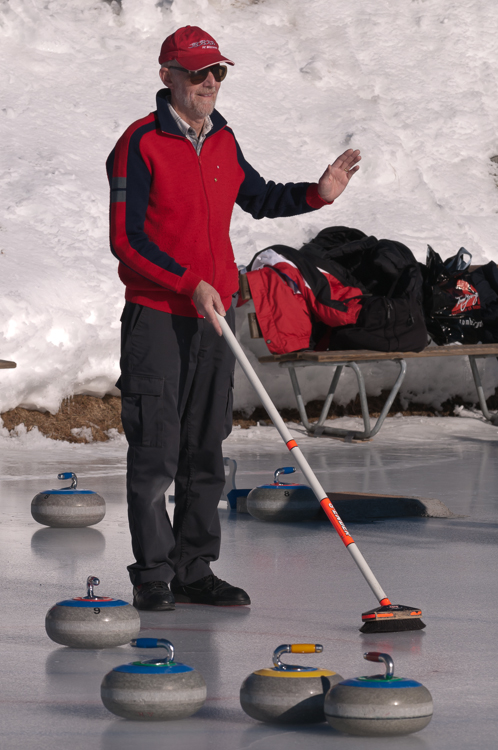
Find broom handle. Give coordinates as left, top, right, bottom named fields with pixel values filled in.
left=217, top=313, right=391, bottom=606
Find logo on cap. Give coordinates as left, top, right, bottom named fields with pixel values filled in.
left=189, top=40, right=218, bottom=49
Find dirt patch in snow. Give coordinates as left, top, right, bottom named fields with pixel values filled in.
left=2, top=389, right=497, bottom=442
left=0, top=395, right=123, bottom=443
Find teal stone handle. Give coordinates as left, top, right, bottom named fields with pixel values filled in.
left=57, top=472, right=77, bottom=489
left=364, top=651, right=394, bottom=679
left=273, top=466, right=296, bottom=485
left=131, top=637, right=175, bottom=664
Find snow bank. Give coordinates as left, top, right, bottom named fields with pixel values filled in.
left=1, top=0, right=498, bottom=415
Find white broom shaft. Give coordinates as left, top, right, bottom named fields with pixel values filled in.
left=217, top=313, right=389, bottom=604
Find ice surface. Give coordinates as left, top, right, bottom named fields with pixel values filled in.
left=1, top=0, right=498, bottom=414
left=1, top=416, right=497, bottom=749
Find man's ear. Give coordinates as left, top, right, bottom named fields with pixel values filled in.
left=159, top=67, right=171, bottom=87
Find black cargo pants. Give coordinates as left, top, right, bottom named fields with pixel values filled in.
left=118, top=301, right=235, bottom=586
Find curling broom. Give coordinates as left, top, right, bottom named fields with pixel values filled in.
left=216, top=312, right=425, bottom=633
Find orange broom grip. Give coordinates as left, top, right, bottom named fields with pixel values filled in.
left=319, top=497, right=355, bottom=546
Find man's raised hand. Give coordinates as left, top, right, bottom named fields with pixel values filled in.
left=317, top=148, right=361, bottom=203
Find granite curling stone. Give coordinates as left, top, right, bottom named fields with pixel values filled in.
left=324, top=651, right=433, bottom=736
left=31, top=472, right=106, bottom=528
left=101, top=638, right=207, bottom=721
left=240, top=643, right=343, bottom=724
left=246, top=467, right=318, bottom=522
left=45, top=576, right=140, bottom=649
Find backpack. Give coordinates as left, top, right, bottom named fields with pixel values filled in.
left=422, top=245, right=498, bottom=344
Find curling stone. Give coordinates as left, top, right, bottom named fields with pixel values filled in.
left=246, top=467, right=318, bottom=522
left=45, top=576, right=140, bottom=649
left=240, top=643, right=343, bottom=724
left=324, top=652, right=433, bottom=736
left=101, top=638, right=207, bottom=720
left=31, top=472, right=105, bottom=528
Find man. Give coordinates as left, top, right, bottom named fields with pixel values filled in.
left=106, top=25, right=360, bottom=612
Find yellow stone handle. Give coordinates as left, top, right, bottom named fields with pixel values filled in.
left=290, top=644, right=322, bottom=654
left=272, top=643, right=324, bottom=671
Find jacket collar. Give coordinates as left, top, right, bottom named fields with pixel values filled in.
left=156, top=88, right=227, bottom=137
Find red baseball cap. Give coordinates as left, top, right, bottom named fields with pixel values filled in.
left=158, top=26, right=234, bottom=70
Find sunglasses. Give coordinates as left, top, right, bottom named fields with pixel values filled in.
left=167, top=63, right=228, bottom=85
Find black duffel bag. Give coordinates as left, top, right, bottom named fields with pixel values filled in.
left=301, top=227, right=428, bottom=352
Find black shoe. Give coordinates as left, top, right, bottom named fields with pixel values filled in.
left=132, top=581, right=175, bottom=611
left=171, top=574, right=250, bottom=606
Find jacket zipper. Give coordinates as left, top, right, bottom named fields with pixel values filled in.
left=197, top=153, right=216, bottom=285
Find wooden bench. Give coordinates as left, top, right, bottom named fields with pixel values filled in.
left=258, top=344, right=498, bottom=440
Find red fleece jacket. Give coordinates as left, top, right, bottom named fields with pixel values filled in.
left=106, top=89, right=332, bottom=317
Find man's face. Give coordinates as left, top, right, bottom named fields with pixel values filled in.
left=161, top=66, right=221, bottom=121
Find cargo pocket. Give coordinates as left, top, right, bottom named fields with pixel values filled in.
left=120, top=375, right=164, bottom=447
left=223, top=371, right=235, bottom=439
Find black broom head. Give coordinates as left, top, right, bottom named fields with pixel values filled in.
left=360, top=604, right=426, bottom=633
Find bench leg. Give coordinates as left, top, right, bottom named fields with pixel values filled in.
left=287, top=364, right=316, bottom=432
left=468, top=355, right=494, bottom=421
left=285, top=359, right=407, bottom=441
left=349, top=362, right=372, bottom=436
left=316, top=366, right=344, bottom=428
left=365, top=359, right=407, bottom=439
left=288, top=363, right=350, bottom=435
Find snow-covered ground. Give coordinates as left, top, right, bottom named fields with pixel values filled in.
left=1, top=0, right=498, bottom=416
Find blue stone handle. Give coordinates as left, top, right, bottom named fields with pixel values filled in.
left=132, top=638, right=159, bottom=649
left=274, top=466, right=296, bottom=484
left=57, top=472, right=77, bottom=489
left=131, top=638, right=175, bottom=663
